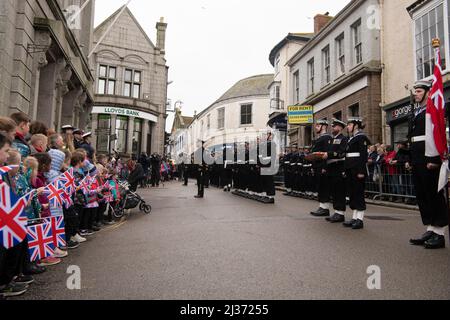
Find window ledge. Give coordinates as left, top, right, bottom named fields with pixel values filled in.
left=349, top=62, right=364, bottom=72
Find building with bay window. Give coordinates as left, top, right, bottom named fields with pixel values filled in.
left=382, top=0, right=450, bottom=144
left=90, top=6, right=168, bottom=157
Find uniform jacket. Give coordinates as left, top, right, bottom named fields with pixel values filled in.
left=327, top=133, right=348, bottom=175
left=312, top=133, right=333, bottom=169
left=345, top=132, right=371, bottom=175
left=408, top=105, right=441, bottom=166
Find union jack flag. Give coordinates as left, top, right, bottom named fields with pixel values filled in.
left=0, top=166, right=18, bottom=181
left=59, top=168, right=76, bottom=196
left=78, top=176, right=90, bottom=195
left=47, top=180, right=65, bottom=209
left=27, top=221, right=55, bottom=262
left=0, top=182, right=29, bottom=249
left=45, top=216, right=66, bottom=248
left=62, top=190, right=74, bottom=209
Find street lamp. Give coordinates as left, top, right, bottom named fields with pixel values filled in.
left=174, top=100, right=183, bottom=110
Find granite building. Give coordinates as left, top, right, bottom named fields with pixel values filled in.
left=0, top=0, right=95, bottom=129
left=90, top=6, right=168, bottom=157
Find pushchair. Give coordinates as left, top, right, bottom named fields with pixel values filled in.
left=113, top=181, right=152, bottom=218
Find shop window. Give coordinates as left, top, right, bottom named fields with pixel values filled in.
left=132, top=119, right=143, bottom=155
left=97, top=115, right=111, bottom=153
left=115, top=116, right=128, bottom=153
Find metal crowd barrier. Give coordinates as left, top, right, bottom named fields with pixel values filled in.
left=366, top=164, right=416, bottom=203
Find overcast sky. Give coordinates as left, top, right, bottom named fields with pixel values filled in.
left=94, top=0, right=351, bottom=131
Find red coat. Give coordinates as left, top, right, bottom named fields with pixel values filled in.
left=384, top=151, right=398, bottom=175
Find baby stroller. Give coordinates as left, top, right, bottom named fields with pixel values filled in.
left=114, top=181, right=152, bottom=218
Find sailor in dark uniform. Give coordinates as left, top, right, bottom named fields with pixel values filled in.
left=310, top=120, right=333, bottom=217
left=222, top=145, right=233, bottom=192
left=282, top=146, right=293, bottom=196
left=322, top=119, right=348, bottom=223
left=303, top=146, right=314, bottom=199
left=259, top=131, right=276, bottom=204
left=343, top=117, right=371, bottom=230
left=194, top=141, right=207, bottom=199
left=408, top=80, right=448, bottom=249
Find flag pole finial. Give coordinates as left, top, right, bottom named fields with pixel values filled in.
left=432, top=38, right=441, bottom=48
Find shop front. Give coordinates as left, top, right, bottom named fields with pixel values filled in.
left=91, top=106, right=158, bottom=158
left=385, top=84, right=450, bottom=146
left=384, top=98, right=415, bottom=145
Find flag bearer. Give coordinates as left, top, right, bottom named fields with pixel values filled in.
left=408, top=80, right=448, bottom=249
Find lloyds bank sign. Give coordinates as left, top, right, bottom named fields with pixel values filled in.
left=92, top=106, right=158, bottom=123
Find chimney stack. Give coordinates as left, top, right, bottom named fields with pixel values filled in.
left=156, top=17, right=167, bottom=55
left=314, top=13, right=333, bottom=34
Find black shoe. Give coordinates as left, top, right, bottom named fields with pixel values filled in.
left=424, top=233, right=446, bottom=249
left=352, top=219, right=364, bottom=230
left=23, top=263, right=47, bottom=275
left=194, top=195, right=204, bottom=199
left=410, top=231, right=435, bottom=246
left=0, top=282, right=28, bottom=297
left=91, top=226, right=101, bottom=232
left=327, top=213, right=345, bottom=223
left=343, top=219, right=357, bottom=228
left=67, top=240, right=80, bottom=250
left=311, top=208, right=330, bottom=217
left=13, top=274, right=34, bottom=285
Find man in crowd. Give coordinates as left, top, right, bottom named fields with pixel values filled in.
left=10, top=112, right=31, bottom=158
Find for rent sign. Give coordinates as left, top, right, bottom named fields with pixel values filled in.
left=288, top=105, right=314, bottom=125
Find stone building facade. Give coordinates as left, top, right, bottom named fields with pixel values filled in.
left=90, top=7, right=168, bottom=157
left=0, top=0, right=95, bottom=129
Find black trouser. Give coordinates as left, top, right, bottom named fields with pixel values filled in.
left=316, top=169, right=331, bottom=204
left=151, top=171, right=160, bottom=187
left=63, top=206, right=80, bottom=239
left=97, top=202, right=107, bottom=223
left=197, top=171, right=205, bottom=197
left=284, top=166, right=292, bottom=190
left=346, top=170, right=366, bottom=211
left=412, top=164, right=449, bottom=227
left=80, top=207, right=97, bottom=230
left=221, top=168, right=232, bottom=187
left=262, top=174, right=275, bottom=196
left=0, top=241, right=25, bottom=285
left=184, top=172, right=189, bottom=185
left=329, top=173, right=347, bottom=212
